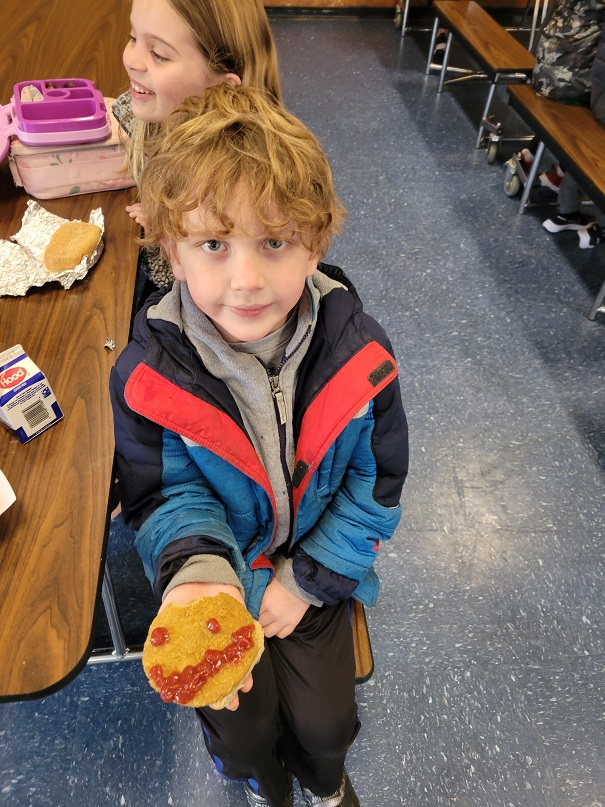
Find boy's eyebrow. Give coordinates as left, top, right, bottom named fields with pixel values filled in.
left=185, top=227, right=228, bottom=239
left=185, top=227, right=298, bottom=240
left=267, top=226, right=297, bottom=236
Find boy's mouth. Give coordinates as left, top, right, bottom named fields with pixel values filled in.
left=130, top=81, right=155, bottom=96
left=227, top=305, right=270, bottom=318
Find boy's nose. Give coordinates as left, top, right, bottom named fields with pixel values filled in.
left=231, top=257, right=264, bottom=291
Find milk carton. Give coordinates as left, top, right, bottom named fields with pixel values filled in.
left=0, top=344, right=63, bottom=443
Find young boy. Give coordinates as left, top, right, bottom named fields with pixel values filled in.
left=110, top=84, right=408, bottom=807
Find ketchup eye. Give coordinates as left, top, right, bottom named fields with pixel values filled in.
left=207, top=618, right=221, bottom=633
left=150, top=627, right=169, bottom=646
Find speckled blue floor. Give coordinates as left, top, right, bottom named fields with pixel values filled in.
left=2, top=12, right=605, bottom=807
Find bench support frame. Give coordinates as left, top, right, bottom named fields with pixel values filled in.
left=426, top=17, right=531, bottom=149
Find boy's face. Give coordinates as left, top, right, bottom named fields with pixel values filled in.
left=164, top=185, right=319, bottom=344
left=124, top=0, right=233, bottom=123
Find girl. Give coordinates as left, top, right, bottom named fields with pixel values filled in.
left=113, top=0, right=282, bottom=287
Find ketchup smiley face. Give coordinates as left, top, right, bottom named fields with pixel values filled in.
left=150, top=623, right=255, bottom=705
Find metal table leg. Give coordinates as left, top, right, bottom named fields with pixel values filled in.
left=102, top=563, right=129, bottom=657
left=400, top=0, right=410, bottom=37
left=426, top=17, right=440, bottom=75
left=518, top=140, right=544, bottom=213
left=437, top=33, right=454, bottom=92
left=476, top=80, right=498, bottom=148
left=587, top=279, right=605, bottom=321
left=87, top=563, right=131, bottom=663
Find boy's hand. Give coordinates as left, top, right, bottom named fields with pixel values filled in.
left=259, top=578, right=310, bottom=639
left=159, top=581, right=253, bottom=711
left=125, top=202, right=149, bottom=229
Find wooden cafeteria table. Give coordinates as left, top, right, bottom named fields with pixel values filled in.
left=0, top=0, right=139, bottom=700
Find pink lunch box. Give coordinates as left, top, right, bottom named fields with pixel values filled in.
left=1, top=78, right=134, bottom=199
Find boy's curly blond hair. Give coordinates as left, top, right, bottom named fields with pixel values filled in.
left=138, top=84, right=346, bottom=257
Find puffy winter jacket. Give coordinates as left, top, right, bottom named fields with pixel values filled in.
left=590, top=20, right=605, bottom=90
left=110, top=264, right=408, bottom=617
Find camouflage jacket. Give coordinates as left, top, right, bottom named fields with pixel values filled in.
left=532, top=0, right=605, bottom=103
left=112, top=92, right=134, bottom=137
left=591, top=20, right=605, bottom=90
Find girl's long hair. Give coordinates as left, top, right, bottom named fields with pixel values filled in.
left=125, top=0, right=282, bottom=184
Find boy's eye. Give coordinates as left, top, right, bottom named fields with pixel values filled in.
left=127, top=34, right=136, bottom=45
left=151, top=50, right=169, bottom=63
left=265, top=238, right=287, bottom=251
left=201, top=239, right=226, bottom=253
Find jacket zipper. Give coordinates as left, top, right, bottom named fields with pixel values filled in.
left=257, top=326, right=311, bottom=553
left=267, top=369, right=292, bottom=497
left=269, top=373, right=287, bottom=426
left=266, top=367, right=295, bottom=548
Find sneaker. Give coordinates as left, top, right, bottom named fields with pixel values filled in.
left=578, top=223, right=605, bottom=248
left=539, top=164, right=565, bottom=193
left=543, top=211, right=596, bottom=233
left=244, top=783, right=270, bottom=807
left=244, top=780, right=293, bottom=807
left=301, top=770, right=360, bottom=807
left=517, top=148, right=534, bottom=174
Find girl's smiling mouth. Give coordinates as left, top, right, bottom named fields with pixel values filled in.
left=130, top=81, right=155, bottom=95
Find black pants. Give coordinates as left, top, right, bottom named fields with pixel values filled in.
left=196, top=600, right=360, bottom=807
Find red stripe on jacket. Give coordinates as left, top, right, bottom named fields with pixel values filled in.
left=125, top=363, right=273, bottom=499
left=292, top=342, right=397, bottom=510
left=125, top=364, right=276, bottom=571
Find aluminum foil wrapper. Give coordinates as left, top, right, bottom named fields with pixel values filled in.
left=0, top=200, right=104, bottom=296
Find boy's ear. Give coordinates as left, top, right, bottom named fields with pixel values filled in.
left=161, top=238, right=185, bottom=281
left=306, top=253, right=319, bottom=277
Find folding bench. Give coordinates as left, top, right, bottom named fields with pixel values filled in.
left=506, top=83, right=605, bottom=320
left=427, top=0, right=535, bottom=147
